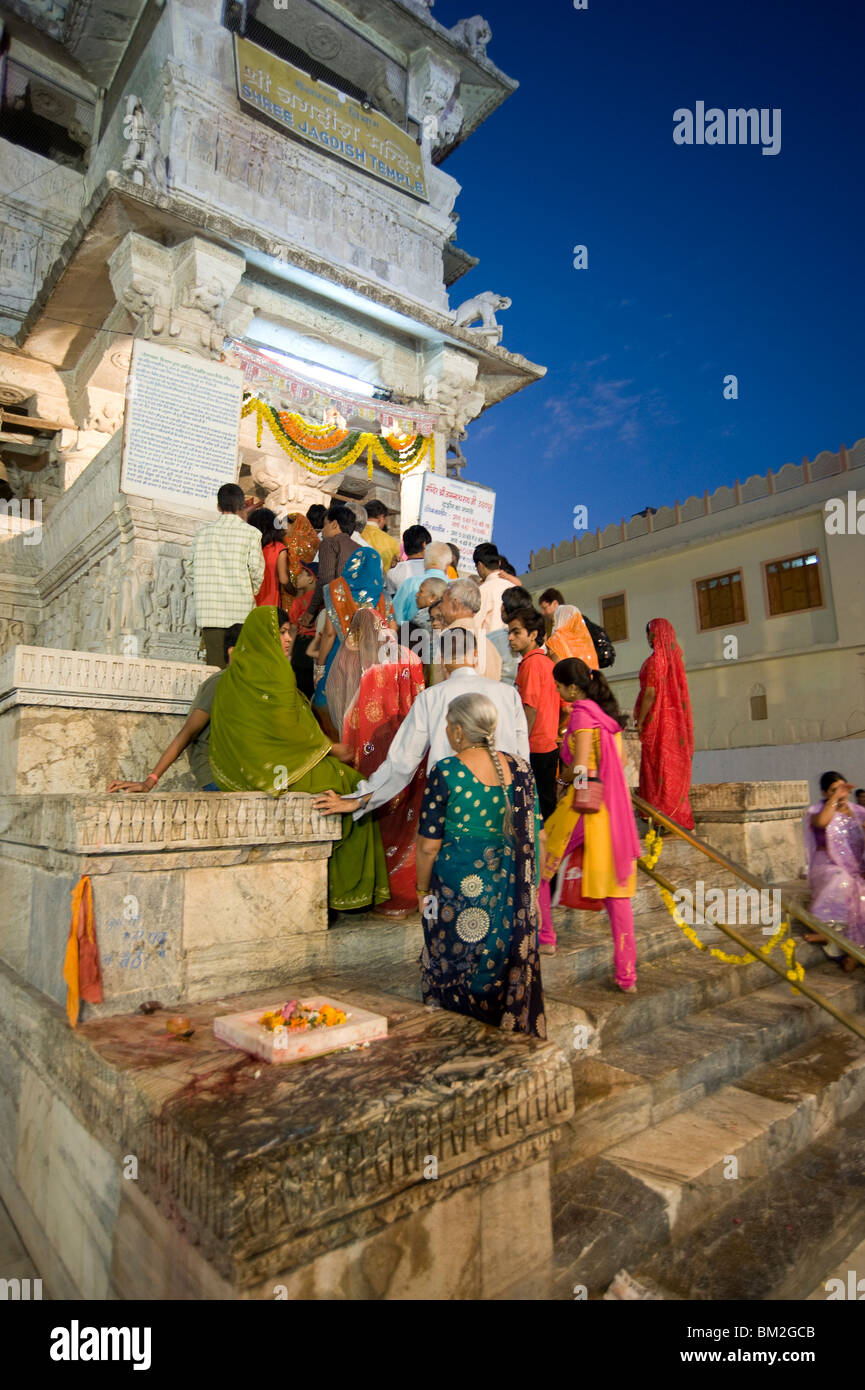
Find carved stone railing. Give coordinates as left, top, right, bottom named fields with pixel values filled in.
left=0, top=791, right=339, bottom=1015
left=0, top=645, right=213, bottom=715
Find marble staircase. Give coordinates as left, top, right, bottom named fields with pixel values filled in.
left=345, top=835, right=865, bottom=1301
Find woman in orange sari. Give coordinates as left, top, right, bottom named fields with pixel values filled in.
left=283, top=512, right=320, bottom=588
left=326, top=607, right=425, bottom=916
left=634, top=617, right=695, bottom=829
left=546, top=604, right=598, bottom=666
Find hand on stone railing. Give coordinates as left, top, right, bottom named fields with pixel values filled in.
left=107, top=775, right=157, bottom=793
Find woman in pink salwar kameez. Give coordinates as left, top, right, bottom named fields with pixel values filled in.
left=803, top=770, right=865, bottom=971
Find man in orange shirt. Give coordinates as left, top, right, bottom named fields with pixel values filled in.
left=508, top=606, right=559, bottom=820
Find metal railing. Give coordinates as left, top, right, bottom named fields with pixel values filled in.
left=632, top=792, right=865, bottom=1043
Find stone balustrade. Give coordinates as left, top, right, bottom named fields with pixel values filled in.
left=691, top=780, right=809, bottom=881
left=0, top=791, right=340, bottom=1017
left=0, top=645, right=215, bottom=794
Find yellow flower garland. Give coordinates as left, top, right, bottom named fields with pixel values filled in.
left=242, top=396, right=434, bottom=477
left=640, top=828, right=804, bottom=992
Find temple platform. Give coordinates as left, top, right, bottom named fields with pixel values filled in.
left=0, top=962, right=572, bottom=1300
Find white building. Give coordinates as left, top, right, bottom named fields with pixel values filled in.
left=526, top=441, right=865, bottom=787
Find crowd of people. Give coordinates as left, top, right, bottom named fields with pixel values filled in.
left=111, top=479, right=865, bottom=1035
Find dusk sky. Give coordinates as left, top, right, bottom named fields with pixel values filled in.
left=436, top=0, right=865, bottom=572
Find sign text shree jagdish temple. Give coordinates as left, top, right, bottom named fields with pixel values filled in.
left=234, top=36, right=427, bottom=201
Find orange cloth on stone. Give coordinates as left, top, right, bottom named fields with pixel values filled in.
left=62, top=875, right=103, bottom=1027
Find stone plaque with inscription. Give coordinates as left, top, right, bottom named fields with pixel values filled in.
left=120, top=341, right=243, bottom=510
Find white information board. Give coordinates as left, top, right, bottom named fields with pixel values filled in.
left=120, top=340, right=243, bottom=510
left=418, top=474, right=495, bottom=556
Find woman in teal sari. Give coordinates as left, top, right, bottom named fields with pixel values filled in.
left=209, top=605, right=389, bottom=912
left=414, top=692, right=547, bottom=1037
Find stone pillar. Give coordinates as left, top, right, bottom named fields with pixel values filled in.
left=691, top=781, right=809, bottom=881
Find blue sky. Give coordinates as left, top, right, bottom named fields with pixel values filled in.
left=436, top=0, right=865, bottom=571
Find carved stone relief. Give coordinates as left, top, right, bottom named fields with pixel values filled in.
left=121, top=95, right=168, bottom=190
left=34, top=545, right=200, bottom=662
left=162, top=64, right=450, bottom=312
left=108, top=232, right=251, bottom=361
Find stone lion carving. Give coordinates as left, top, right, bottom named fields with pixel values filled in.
left=452, top=290, right=511, bottom=340
left=449, top=15, right=492, bottom=58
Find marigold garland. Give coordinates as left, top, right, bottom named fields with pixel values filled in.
left=242, top=396, right=433, bottom=477
left=639, top=828, right=804, bottom=992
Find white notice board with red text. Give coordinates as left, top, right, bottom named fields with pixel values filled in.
left=418, top=474, right=495, bottom=556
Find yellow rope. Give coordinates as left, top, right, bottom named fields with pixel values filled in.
left=639, top=827, right=804, bottom=992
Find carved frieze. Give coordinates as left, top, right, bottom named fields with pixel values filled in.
left=161, top=63, right=450, bottom=312
left=0, top=789, right=336, bottom=854
left=0, top=644, right=214, bottom=717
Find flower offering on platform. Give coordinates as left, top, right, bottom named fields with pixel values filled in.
left=258, top=1001, right=348, bottom=1033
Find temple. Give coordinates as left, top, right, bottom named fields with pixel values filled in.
left=1, top=0, right=864, bottom=1307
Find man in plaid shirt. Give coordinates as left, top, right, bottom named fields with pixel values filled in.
left=189, top=483, right=265, bottom=667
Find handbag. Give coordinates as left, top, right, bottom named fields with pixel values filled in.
left=555, top=847, right=604, bottom=912
left=570, top=775, right=604, bottom=813
left=585, top=617, right=615, bottom=669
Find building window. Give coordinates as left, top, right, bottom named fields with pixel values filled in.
left=764, top=551, right=823, bottom=616
left=750, top=685, right=768, bottom=721
left=0, top=57, right=94, bottom=172
left=600, top=592, right=628, bottom=642
left=695, top=570, right=746, bottom=630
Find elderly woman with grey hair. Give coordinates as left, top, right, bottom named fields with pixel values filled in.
left=432, top=579, right=502, bottom=682
left=392, top=540, right=452, bottom=624
left=415, top=690, right=546, bottom=1035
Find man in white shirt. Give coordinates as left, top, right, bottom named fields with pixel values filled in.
left=474, top=542, right=518, bottom=635
left=312, top=628, right=529, bottom=821
left=386, top=524, right=431, bottom=595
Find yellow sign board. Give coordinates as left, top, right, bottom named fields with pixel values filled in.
left=234, top=35, right=427, bottom=202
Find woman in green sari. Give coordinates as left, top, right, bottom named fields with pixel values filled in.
left=209, top=605, right=389, bottom=912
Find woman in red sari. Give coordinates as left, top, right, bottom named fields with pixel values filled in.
left=634, top=617, right=695, bottom=829
left=326, top=607, right=425, bottom=916
left=248, top=508, right=289, bottom=606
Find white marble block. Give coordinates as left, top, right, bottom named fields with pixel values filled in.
left=213, top=995, right=388, bottom=1064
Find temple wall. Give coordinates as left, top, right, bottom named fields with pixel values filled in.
left=0, top=791, right=337, bottom=1015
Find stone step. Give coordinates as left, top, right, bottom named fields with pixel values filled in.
left=544, top=927, right=824, bottom=1053
left=631, top=1101, right=865, bottom=1300
left=320, top=910, right=423, bottom=975
left=601, top=964, right=865, bottom=1120
left=552, top=965, right=865, bottom=1168
left=552, top=1015, right=865, bottom=1299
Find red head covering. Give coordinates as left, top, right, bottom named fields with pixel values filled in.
left=635, top=618, right=694, bottom=827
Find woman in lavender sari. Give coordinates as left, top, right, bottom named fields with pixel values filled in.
left=803, top=770, right=865, bottom=971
